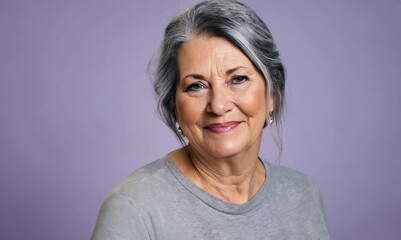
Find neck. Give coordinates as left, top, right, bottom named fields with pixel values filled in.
left=170, top=146, right=266, bottom=204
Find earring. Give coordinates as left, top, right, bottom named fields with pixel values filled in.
left=178, top=126, right=185, bottom=137
left=268, top=112, right=274, bottom=125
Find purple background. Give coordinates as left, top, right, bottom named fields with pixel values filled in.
left=1, top=0, right=400, bottom=239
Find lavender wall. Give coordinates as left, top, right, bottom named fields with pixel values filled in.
left=1, top=0, right=400, bottom=239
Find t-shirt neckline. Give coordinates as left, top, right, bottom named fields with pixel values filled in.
left=164, top=156, right=272, bottom=215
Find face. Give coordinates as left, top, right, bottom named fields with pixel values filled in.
left=175, top=35, right=274, bottom=159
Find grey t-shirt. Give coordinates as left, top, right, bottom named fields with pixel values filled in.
left=92, top=156, right=330, bottom=240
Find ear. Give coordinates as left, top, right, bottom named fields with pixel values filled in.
left=174, top=109, right=181, bottom=126
left=266, top=90, right=276, bottom=114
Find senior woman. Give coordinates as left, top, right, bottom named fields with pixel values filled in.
left=92, top=0, right=329, bottom=239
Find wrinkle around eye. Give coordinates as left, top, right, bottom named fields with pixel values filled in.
left=228, top=76, right=252, bottom=92
left=184, top=81, right=209, bottom=94
left=230, top=75, right=249, bottom=85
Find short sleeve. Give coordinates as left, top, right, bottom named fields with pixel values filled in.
left=91, top=191, right=150, bottom=240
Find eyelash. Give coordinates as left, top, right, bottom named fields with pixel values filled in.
left=184, top=75, right=249, bottom=92
left=231, top=75, right=249, bottom=84
left=185, top=82, right=206, bottom=92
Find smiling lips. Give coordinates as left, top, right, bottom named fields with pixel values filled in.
left=204, top=121, right=241, bottom=134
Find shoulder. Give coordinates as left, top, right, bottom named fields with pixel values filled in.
left=269, top=163, right=319, bottom=190
left=109, top=156, right=171, bottom=201
left=92, top=157, right=172, bottom=239
left=266, top=162, right=324, bottom=206
left=258, top=162, right=330, bottom=238
left=269, top=163, right=328, bottom=222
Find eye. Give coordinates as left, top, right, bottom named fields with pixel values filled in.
left=185, top=82, right=206, bottom=92
left=231, top=75, right=249, bottom=84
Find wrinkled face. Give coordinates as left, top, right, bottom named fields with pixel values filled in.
left=175, top=35, right=274, bottom=158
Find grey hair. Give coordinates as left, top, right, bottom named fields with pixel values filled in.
left=152, top=0, right=286, bottom=153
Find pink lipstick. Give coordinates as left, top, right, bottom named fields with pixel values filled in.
left=204, top=121, right=240, bottom=134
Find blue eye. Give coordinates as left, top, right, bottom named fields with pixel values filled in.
left=185, top=82, right=205, bottom=92
left=231, top=75, right=249, bottom=84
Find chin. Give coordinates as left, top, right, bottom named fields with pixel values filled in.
left=205, top=141, right=248, bottom=159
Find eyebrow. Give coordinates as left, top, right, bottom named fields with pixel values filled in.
left=226, top=66, right=246, bottom=75
left=182, top=66, right=247, bottom=80
left=183, top=73, right=205, bottom=80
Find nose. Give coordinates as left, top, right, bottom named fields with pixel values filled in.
left=206, top=86, right=233, bottom=116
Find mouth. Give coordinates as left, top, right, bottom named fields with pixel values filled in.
left=204, top=121, right=241, bottom=134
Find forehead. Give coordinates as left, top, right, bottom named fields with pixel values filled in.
left=177, top=35, right=255, bottom=73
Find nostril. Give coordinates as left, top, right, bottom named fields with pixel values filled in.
left=206, top=91, right=233, bottom=116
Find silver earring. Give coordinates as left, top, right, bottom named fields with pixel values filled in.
left=178, top=126, right=185, bottom=137
left=268, top=112, right=274, bottom=125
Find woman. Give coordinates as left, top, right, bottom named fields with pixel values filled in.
left=92, top=0, right=329, bottom=239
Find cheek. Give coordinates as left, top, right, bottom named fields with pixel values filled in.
left=175, top=95, right=205, bottom=125
left=237, top=88, right=267, bottom=118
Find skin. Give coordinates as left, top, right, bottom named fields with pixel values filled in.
left=169, top=35, right=275, bottom=204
